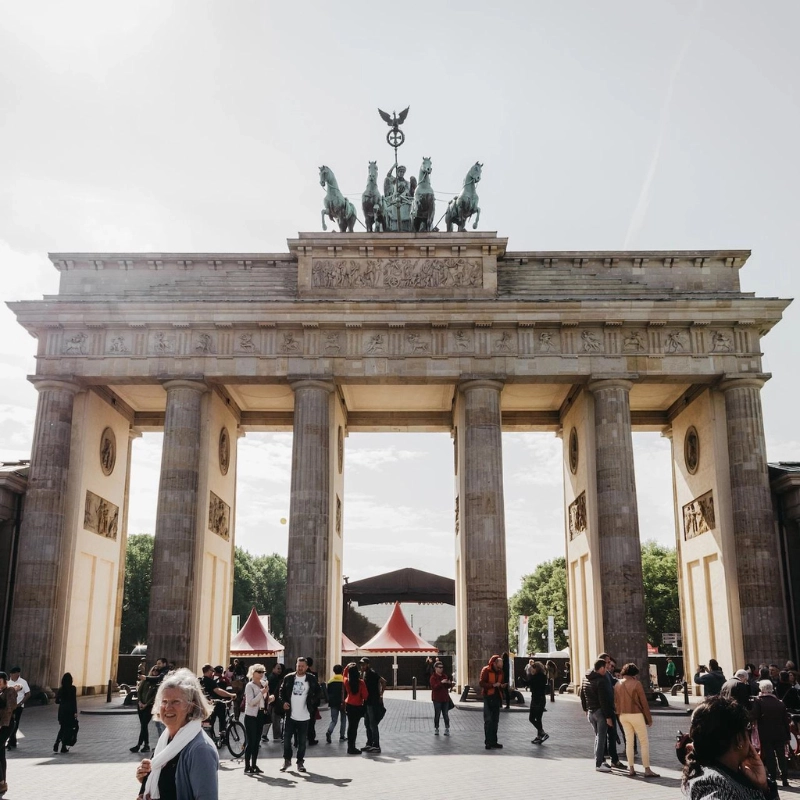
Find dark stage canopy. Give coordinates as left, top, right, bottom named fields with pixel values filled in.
left=343, top=567, right=455, bottom=606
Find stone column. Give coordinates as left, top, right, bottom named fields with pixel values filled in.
left=285, top=380, right=334, bottom=675
left=147, top=380, right=207, bottom=668
left=720, top=376, right=789, bottom=661
left=6, top=378, right=81, bottom=689
left=460, top=379, right=508, bottom=690
left=587, top=379, right=647, bottom=669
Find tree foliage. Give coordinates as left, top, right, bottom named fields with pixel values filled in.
left=342, top=604, right=381, bottom=645
left=120, top=537, right=288, bottom=650
left=231, top=548, right=287, bottom=640
left=434, top=629, right=456, bottom=654
left=507, top=543, right=680, bottom=655
left=120, top=534, right=154, bottom=653
left=641, top=540, right=680, bottom=652
left=508, top=557, right=568, bottom=653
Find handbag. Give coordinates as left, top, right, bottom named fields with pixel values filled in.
left=64, top=719, right=79, bottom=747
left=447, top=696, right=455, bottom=711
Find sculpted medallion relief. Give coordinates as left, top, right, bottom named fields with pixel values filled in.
left=209, top=491, right=230, bottom=540
left=311, top=257, right=482, bottom=290
left=568, top=491, right=587, bottom=540
left=684, top=426, right=700, bottom=475
left=100, top=427, right=116, bottom=476
left=538, top=331, right=558, bottom=352
left=683, top=490, right=715, bottom=540
left=84, top=490, right=119, bottom=540
left=219, top=427, right=230, bottom=475
left=568, top=428, right=579, bottom=475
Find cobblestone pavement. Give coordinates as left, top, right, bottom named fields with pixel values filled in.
left=5, top=692, right=800, bottom=799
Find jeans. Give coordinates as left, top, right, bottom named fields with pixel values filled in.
left=364, top=705, right=381, bottom=748
left=433, top=701, right=450, bottom=730
left=283, top=717, right=309, bottom=763
left=327, top=705, right=347, bottom=738
left=269, top=706, right=283, bottom=740
left=483, top=694, right=501, bottom=746
left=605, top=715, right=620, bottom=762
left=244, top=714, right=261, bottom=766
left=8, top=706, right=23, bottom=746
left=136, top=706, right=152, bottom=747
left=346, top=705, right=364, bottom=751
left=589, top=708, right=608, bottom=766
left=529, top=701, right=545, bottom=736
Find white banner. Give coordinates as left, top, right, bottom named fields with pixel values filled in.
left=547, top=615, right=556, bottom=653
left=518, top=615, right=529, bottom=655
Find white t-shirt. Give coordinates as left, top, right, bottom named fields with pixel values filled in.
left=8, top=677, right=30, bottom=706
left=290, top=675, right=310, bottom=721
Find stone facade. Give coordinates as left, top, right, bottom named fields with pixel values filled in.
left=7, top=232, right=792, bottom=691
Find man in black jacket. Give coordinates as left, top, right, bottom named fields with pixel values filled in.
left=580, top=659, right=614, bottom=772
left=279, top=657, right=321, bottom=773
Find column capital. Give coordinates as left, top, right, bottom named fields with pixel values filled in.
left=587, top=378, right=634, bottom=393
left=29, top=377, right=82, bottom=395
left=161, top=378, right=208, bottom=393
left=459, top=378, right=505, bottom=393
left=718, top=373, right=770, bottom=393
left=129, top=426, right=143, bottom=441
left=289, top=379, right=335, bottom=393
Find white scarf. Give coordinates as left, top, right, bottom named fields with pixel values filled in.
left=144, top=720, right=202, bottom=800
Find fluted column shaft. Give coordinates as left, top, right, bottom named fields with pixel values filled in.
left=147, top=380, right=207, bottom=667
left=285, top=380, right=334, bottom=674
left=7, top=379, right=81, bottom=688
left=588, top=379, right=647, bottom=669
left=721, top=377, right=789, bottom=661
left=461, top=380, right=508, bottom=690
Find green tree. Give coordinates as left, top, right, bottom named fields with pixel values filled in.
left=120, top=533, right=154, bottom=653
left=508, top=557, right=568, bottom=653
left=231, top=548, right=287, bottom=640
left=342, top=604, right=381, bottom=645
left=641, top=540, right=680, bottom=652
left=434, top=629, right=456, bottom=654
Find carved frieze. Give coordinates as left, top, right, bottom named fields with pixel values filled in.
left=310, top=257, right=482, bottom=290
left=219, top=427, right=230, bottom=475
left=568, top=491, right=587, bottom=540
left=710, top=330, right=733, bottom=353
left=237, top=332, right=258, bottom=352
left=684, top=427, right=700, bottom=474
left=108, top=335, right=130, bottom=354
left=209, top=491, right=230, bottom=540
left=196, top=333, right=214, bottom=354
left=64, top=332, right=88, bottom=354
left=152, top=332, right=175, bottom=355
left=568, top=428, right=579, bottom=475
left=665, top=331, right=686, bottom=353
left=538, top=331, right=558, bottom=352
left=683, top=490, right=715, bottom=540
left=280, top=332, right=302, bottom=354
left=84, top=490, right=119, bottom=540
left=581, top=330, right=602, bottom=353
left=623, top=330, right=645, bottom=352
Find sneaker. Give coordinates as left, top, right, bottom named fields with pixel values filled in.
left=434, top=729, right=439, bottom=735
left=370, top=747, right=381, bottom=754
left=140, top=746, right=150, bottom=753
left=280, top=760, right=291, bottom=772
left=339, top=736, right=347, bottom=741
left=362, top=745, right=376, bottom=752
left=129, top=746, right=140, bottom=753
left=326, top=733, right=332, bottom=743
left=611, top=761, right=627, bottom=770
left=308, top=739, right=319, bottom=746
left=297, top=762, right=307, bottom=773
left=444, top=729, right=450, bottom=736
left=596, top=762, right=612, bottom=773
left=347, top=748, right=362, bottom=755
left=539, top=733, right=549, bottom=743
left=491, top=743, right=503, bottom=749
left=252, top=766, right=263, bottom=774
left=532, top=737, right=542, bottom=744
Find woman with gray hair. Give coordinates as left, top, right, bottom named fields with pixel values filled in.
left=135, top=668, right=219, bottom=800
left=752, top=679, right=790, bottom=788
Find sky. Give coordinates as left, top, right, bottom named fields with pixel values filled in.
left=1, top=0, right=799, bottom=597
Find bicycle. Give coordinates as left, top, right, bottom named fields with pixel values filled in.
left=205, top=699, right=246, bottom=759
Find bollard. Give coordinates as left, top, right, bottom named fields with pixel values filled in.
left=107, top=679, right=113, bottom=703
left=683, top=680, right=689, bottom=705
left=412, top=677, right=416, bottom=700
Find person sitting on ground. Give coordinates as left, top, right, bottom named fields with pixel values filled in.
left=614, top=663, right=659, bottom=778
left=136, top=668, right=219, bottom=800
left=682, top=695, right=773, bottom=799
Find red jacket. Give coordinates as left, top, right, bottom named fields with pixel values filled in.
left=479, top=655, right=504, bottom=697
left=343, top=678, right=369, bottom=707
left=430, top=672, right=452, bottom=703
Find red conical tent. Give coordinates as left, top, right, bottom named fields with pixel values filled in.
left=359, top=602, right=438, bottom=655
left=230, top=607, right=285, bottom=657
left=342, top=632, right=360, bottom=656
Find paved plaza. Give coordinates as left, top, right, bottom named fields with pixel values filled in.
left=5, top=690, right=799, bottom=799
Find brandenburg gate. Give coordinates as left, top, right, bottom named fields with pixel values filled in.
left=6, top=232, right=790, bottom=693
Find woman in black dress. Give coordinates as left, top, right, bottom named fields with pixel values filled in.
left=54, top=672, right=78, bottom=753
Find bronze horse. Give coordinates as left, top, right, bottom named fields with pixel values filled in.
left=362, top=161, right=388, bottom=233
left=410, top=157, right=435, bottom=233
left=445, top=161, right=482, bottom=232
left=320, top=165, right=356, bottom=233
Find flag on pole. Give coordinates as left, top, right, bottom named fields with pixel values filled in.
left=547, top=615, right=556, bottom=653
left=518, top=615, right=529, bottom=655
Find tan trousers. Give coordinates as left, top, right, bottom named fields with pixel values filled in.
left=619, top=712, right=650, bottom=769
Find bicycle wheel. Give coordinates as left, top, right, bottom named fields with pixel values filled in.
left=226, top=719, right=246, bottom=759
